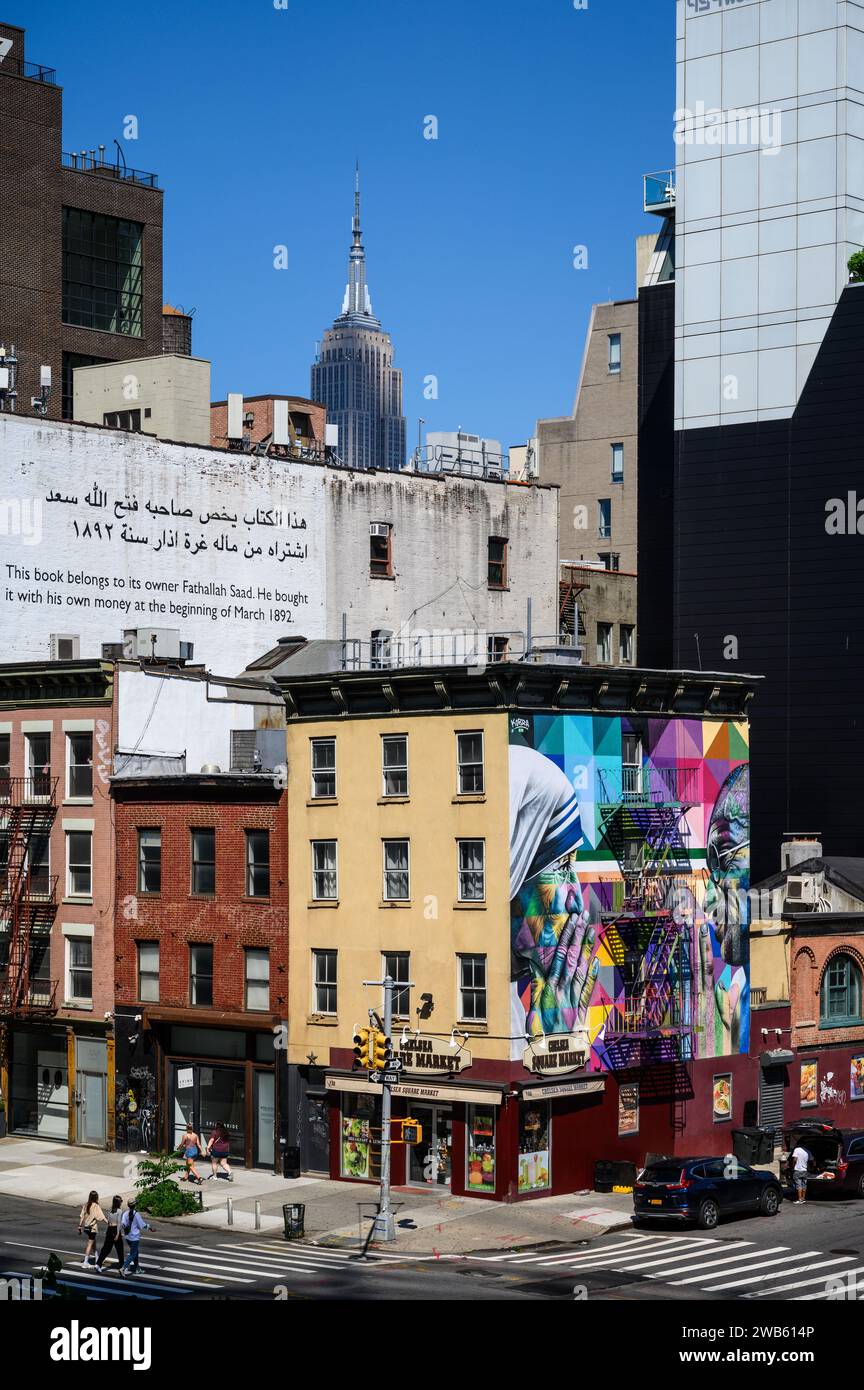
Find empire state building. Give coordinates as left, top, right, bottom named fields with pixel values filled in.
left=311, top=169, right=406, bottom=471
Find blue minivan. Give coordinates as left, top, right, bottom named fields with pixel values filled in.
left=633, top=1156, right=784, bottom=1230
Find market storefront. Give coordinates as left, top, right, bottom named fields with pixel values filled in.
left=0, top=1022, right=112, bottom=1148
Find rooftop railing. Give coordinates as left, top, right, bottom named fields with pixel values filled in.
left=62, top=150, right=158, bottom=188
left=644, top=169, right=676, bottom=214
left=0, top=57, right=57, bottom=83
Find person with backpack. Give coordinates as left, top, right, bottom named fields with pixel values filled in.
left=206, top=1121, right=234, bottom=1181
left=95, top=1195, right=125, bottom=1272
left=119, top=1199, right=153, bottom=1276
left=76, top=1190, right=106, bottom=1269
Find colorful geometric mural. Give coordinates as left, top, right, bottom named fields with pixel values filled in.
left=509, top=714, right=750, bottom=1068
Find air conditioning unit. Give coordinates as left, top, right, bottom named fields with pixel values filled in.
left=370, top=522, right=390, bottom=538
left=784, top=875, right=818, bottom=907
left=50, top=633, right=80, bottom=661
left=122, top=628, right=182, bottom=660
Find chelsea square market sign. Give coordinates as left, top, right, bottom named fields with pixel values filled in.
left=523, top=1032, right=589, bottom=1076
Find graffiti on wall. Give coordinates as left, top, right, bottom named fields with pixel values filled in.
left=509, top=714, right=750, bottom=1066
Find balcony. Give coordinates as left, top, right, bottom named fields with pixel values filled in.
left=644, top=169, right=676, bottom=216
left=62, top=150, right=158, bottom=189
left=0, top=57, right=57, bottom=83
left=597, top=764, right=700, bottom=807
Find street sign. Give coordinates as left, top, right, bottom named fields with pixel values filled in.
left=369, top=1068, right=403, bottom=1086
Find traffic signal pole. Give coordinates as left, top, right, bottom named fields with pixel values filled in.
left=375, top=974, right=395, bottom=1242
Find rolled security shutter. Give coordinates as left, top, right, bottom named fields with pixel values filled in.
left=759, top=1065, right=786, bottom=1139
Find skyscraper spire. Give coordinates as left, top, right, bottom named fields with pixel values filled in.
left=341, top=162, right=376, bottom=322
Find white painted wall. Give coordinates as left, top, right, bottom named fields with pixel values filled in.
left=0, top=416, right=559, bottom=672
left=115, top=667, right=280, bottom=773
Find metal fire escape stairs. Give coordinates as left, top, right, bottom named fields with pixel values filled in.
left=0, top=776, right=59, bottom=1015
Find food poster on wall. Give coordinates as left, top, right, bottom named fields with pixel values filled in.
left=467, top=1108, right=496, bottom=1191
left=508, top=713, right=750, bottom=1067
left=713, top=1074, right=732, bottom=1122
left=341, top=1095, right=377, bottom=1179
left=852, top=1056, right=864, bottom=1103
left=800, top=1061, right=818, bottom=1108
left=618, top=1082, right=640, bottom=1136
left=518, top=1102, right=550, bottom=1192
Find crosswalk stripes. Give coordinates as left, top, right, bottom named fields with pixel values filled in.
left=466, top=1232, right=863, bottom=1300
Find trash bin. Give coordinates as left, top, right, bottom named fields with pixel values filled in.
left=755, top=1127, right=776, bottom=1164
left=282, top=1144, right=301, bottom=1179
left=733, top=1127, right=775, bottom=1165
left=594, top=1159, right=637, bottom=1192
left=282, top=1203, right=305, bottom=1240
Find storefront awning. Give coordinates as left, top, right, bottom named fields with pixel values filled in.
left=760, top=1049, right=794, bottom=1067
left=326, top=1074, right=507, bottom=1106
left=521, top=1077, right=606, bottom=1101
left=143, top=1007, right=280, bottom=1032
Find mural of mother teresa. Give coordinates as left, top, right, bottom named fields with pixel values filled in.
left=509, top=745, right=591, bottom=1054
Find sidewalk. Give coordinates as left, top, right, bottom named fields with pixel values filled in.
left=0, top=1136, right=633, bottom=1253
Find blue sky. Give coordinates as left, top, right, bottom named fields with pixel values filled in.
left=23, top=0, right=674, bottom=451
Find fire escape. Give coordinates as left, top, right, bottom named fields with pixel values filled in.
left=0, top=774, right=59, bottom=1016
left=596, top=763, right=701, bottom=1074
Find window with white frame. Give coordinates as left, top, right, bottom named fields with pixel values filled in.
left=598, top=498, right=612, bottom=539
left=26, top=732, right=51, bottom=801
left=311, top=840, right=338, bottom=900
left=620, top=624, right=635, bottom=664
left=611, top=442, right=624, bottom=483
left=310, top=738, right=336, bottom=798
left=458, top=839, right=486, bottom=902
left=66, top=830, right=92, bottom=898
left=383, top=952, right=411, bottom=1018
left=596, top=622, right=613, bottom=664
left=608, top=333, right=621, bottom=374
left=382, top=839, right=410, bottom=901
left=381, top=735, right=408, bottom=797
left=456, top=731, right=484, bottom=794
left=66, top=732, right=93, bottom=799
left=137, top=941, right=159, bottom=1002
left=313, top=949, right=337, bottom=1014
left=245, top=829, right=270, bottom=898
left=190, top=943, right=213, bottom=1007
left=138, top=828, right=161, bottom=894
left=459, top=954, right=487, bottom=1022
left=244, top=947, right=270, bottom=1012
left=66, top=935, right=92, bottom=1003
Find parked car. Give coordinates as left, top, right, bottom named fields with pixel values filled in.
left=633, top=1156, right=784, bottom=1230
left=781, top=1119, right=864, bottom=1198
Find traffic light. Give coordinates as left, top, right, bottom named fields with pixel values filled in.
left=371, top=1029, right=391, bottom=1071
left=401, top=1118, right=423, bottom=1145
left=353, top=1027, right=371, bottom=1069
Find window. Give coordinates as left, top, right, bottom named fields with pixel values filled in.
left=488, top=536, right=508, bottom=589
left=190, top=943, right=214, bottom=1007
left=103, top=408, right=142, bottom=431
left=608, top=333, right=621, bottom=374
left=27, top=833, right=50, bottom=897
left=311, top=738, right=336, bottom=798
left=137, top=941, right=159, bottom=1003
left=0, top=732, right=9, bottom=798
left=245, top=830, right=270, bottom=897
left=312, top=840, right=338, bottom=900
left=62, top=208, right=143, bottom=336
left=370, top=522, right=393, bottom=577
left=459, top=954, right=487, bottom=1022
left=26, top=732, right=51, bottom=801
left=381, top=736, right=408, bottom=797
left=596, top=622, right=613, bottom=664
left=138, top=829, right=161, bottom=894
left=620, top=624, right=635, bottom=664
left=457, top=731, right=484, bottom=794
left=66, top=936, right=92, bottom=1003
left=0, top=828, right=8, bottom=893
left=67, top=733, right=93, bottom=799
left=487, top=634, right=510, bottom=664
left=30, top=934, right=51, bottom=999
left=245, top=948, right=270, bottom=1012
left=313, top=949, right=337, bottom=1014
left=458, top=839, right=486, bottom=902
left=62, top=352, right=107, bottom=421
left=383, top=840, right=410, bottom=901
left=611, top=442, right=624, bottom=482
left=598, top=498, right=612, bottom=539
left=622, top=733, right=643, bottom=797
left=66, top=830, right=92, bottom=898
left=190, top=828, right=216, bottom=896
left=383, top=952, right=410, bottom=1018
left=820, top=954, right=863, bottom=1025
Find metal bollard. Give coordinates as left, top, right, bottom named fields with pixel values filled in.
left=254, top=1200, right=261, bottom=1231
left=227, top=1197, right=233, bottom=1226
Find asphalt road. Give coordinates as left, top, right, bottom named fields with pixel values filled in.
left=1, top=1187, right=862, bottom=1302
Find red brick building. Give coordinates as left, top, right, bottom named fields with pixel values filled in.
left=111, top=773, right=289, bottom=1170
left=210, top=394, right=326, bottom=456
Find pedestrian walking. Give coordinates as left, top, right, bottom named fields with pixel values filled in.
left=206, top=1121, right=234, bottom=1181
left=76, top=1190, right=106, bottom=1269
left=177, top=1120, right=205, bottom=1183
left=95, top=1195, right=125, bottom=1272
left=119, top=1199, right=153, bottom=1276
left=791, top=1141, right=812, bottom=1203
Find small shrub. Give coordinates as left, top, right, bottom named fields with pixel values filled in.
left=848, top=249, right=864, bottom=283
left=134, top=1150, right=185, bottom=1192
left=135, top=1181, right=199, bottom=1218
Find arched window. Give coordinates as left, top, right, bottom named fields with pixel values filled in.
left=820, top=954, right=863, bottom=1025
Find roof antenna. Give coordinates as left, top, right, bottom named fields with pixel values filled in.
left=694, top=633, right=702, bottom=670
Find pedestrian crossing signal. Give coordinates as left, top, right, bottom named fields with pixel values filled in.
left=353, top=1027, right=371, bottom=1069
left=371, top=1030, right=391, bottom=1071
left=401, top=1119, right=422, bottom=1144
